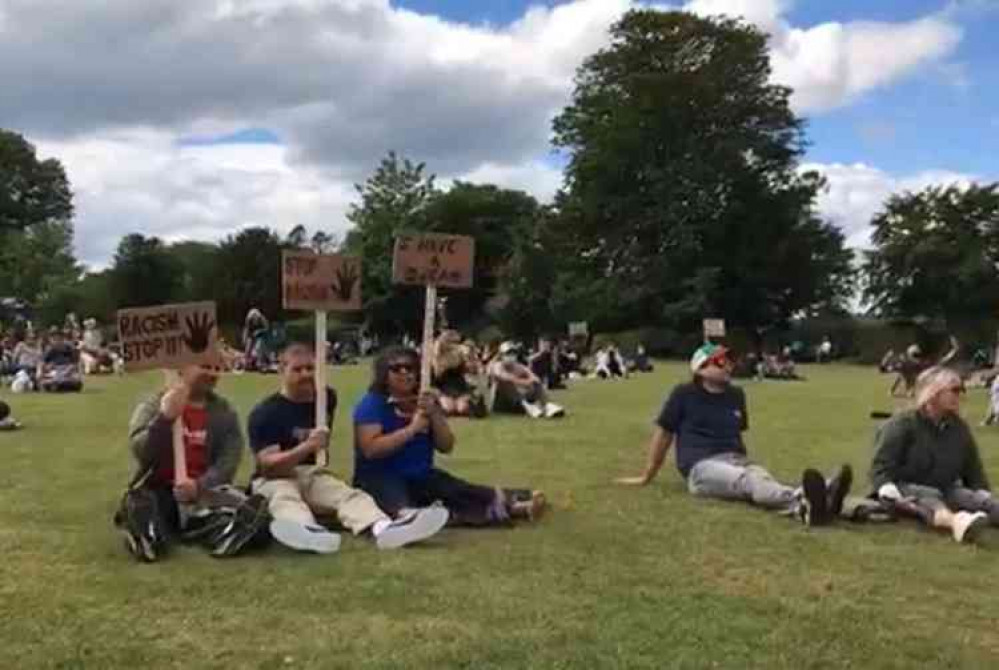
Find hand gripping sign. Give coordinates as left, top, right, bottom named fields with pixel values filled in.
left=282, top=250, right=363, bottom=467
left=117, top=301, right=220, bottom=495
left=392, top=233, right=475, bottom=393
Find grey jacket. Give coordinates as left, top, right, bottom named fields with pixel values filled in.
left=128, top=391, right=243, bottom=490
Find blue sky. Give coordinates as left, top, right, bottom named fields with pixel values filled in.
left=388, top=0, right=998, bottom=180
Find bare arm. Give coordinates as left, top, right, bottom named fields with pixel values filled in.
left=255, top=428, right=325, bottom=479
left=615, top=428, right=674, bottom=486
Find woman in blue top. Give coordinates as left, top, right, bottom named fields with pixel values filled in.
left=353, top=346, right=545, bottom=526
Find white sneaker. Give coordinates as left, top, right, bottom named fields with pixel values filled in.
left=269, top=519, right=341, bottom=554
left=522, top=401, right=544, bottom=418
left=375, top=506, right=449, bottom=550
left=543, top=402, right=565, bottom=418
left=952, top=511, right=989, bottom=543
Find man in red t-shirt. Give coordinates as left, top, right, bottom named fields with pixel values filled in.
left=119, top=364, right=266, bottom=561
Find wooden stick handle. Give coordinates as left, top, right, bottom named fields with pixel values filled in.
left=172, top=418, right=188, bottom=482
left=420, top=284, right=437, bottom=394
left=315, top=311, right=328, bottom=468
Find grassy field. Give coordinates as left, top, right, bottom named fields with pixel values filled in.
left=1, top=363, right=997, bottom=669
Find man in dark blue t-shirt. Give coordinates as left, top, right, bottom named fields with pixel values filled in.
left=616, top=343, right=851, bottom=526
left=247, top=342, right=448, bottom=553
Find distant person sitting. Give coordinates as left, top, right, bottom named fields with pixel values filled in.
left=39, top=330, right=83, bottom=393
left=80, top=318, right=118, bottom=374
left=0, top=399, right=22, bottom=430
left=10, top=333, right=42, bottom=383
left=616, top=343, right=851, bottom=526
left=878, top=348, right=898, bottom=374
left=488, top=342, right=564, bottom=418
left=593, top=344, right=627, bottom=379
left=816, top=336, right=833, bottom=363
left=528, top=338, right=565, bottom=389
left=891, top=338, right=958, bottom=398
left=630, top=344, right=654, bottom=373
left=871, top=367, right=997, bottom=544
left=432, top=330, right=477, bottom=417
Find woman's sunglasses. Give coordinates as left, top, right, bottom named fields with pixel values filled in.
left=388, top=363, right=416, bottom=375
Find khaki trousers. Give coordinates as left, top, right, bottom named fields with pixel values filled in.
left=253, top=466, right=388, bottom=535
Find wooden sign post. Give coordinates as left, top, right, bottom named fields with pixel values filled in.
left=117, top=301, right=220, bottom=506
left=392, top=233, right=475, bottom=394
left=282, top=250, right=362, bottom=467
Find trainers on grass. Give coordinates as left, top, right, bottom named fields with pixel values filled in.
left=826, top=464, right=853, bottom=518
left=210, top=494, right=270, bottom=558
left=799, top=469, right=830, bottom=527
left=952, top=511, right=989, bottom=544
left=375, top=506, right=449, bottom=550
left=269, top=519, right=341, bottom=554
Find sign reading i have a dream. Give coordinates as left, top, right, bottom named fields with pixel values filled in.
left=392, top=233, right=475, bottom=289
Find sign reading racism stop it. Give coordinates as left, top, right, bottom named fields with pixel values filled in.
left=392, top=233, right=475, bottom=288
left=117, top=301, right=219, bottom=371
left=282, top=250, right=363, bottom=312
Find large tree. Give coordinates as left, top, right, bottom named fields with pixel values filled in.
left=109, top=234, right=183, bottom=308
left=864, top=183, right=999, bottom=325
left=547, top=9, right=853, bottom=333
left=212, top=227, right=286, bottom=326
left=0, top=130, right=79, bottom=307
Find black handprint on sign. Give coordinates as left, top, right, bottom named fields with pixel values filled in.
left=183, top=313, right=216, bottom=354
left=331, top=262, right=359, bottom=302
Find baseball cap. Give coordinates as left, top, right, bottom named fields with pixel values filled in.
left=690, top=343, right=730, bottom=373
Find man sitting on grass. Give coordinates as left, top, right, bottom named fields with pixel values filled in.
left=488, top=342, right=564, bottom=418
left=871, top=366, right=997, bottom=544
left=616, top=343, right=852, bottom=526
left=247, top=342, right=448, bottom=554
left=118, top=364, right=268, bottom=561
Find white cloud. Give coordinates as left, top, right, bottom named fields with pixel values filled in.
left=0, top=0, right=967, bottom=263
left=803, top=162, right=979, bottom=248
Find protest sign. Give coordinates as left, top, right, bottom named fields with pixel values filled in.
left=392, top=233, right=476, bottom=392
left=703, top=318, right=726, bottom=339
left=568, top=322, right=589, bottom=337
left=117, top=302, right=219, bottom=372
left=392, top=233, right=474, bottom=289
left=282, top=250, right=362, bottom=312
left=282, top=250, right=363, bottom=468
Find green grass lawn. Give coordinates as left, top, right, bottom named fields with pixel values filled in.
left=2, top=363, right=998, bottom=669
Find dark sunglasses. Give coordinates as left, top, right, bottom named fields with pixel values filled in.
left=388, top=363, right=415, bottom=374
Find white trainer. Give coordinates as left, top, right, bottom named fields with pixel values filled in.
left=269, top=519, right=341, bottom=554
left=543, top=402, right=565, bottom=418
left=522, top=401, right=544, bottom=418
left=952, top=511, right=988, bottom=543
left=375, top=506, right=450, bottom=550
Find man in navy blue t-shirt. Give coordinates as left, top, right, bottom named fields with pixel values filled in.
left=247, top=342, right=448, bottom=553
left=616, top=343, right=851, bottom=526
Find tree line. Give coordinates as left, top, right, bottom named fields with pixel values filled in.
left=2, top=9, right=997, bottom=342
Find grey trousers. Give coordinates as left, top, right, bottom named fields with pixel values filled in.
left=897, top=483, right=999, bottom=526
left=687, top=453, right=798, bottom=510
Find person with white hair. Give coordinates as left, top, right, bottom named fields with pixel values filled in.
left=870, top=366, right=996, bottom=544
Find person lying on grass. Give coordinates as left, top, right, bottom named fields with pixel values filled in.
left=353, top=346, right=546, bottom=526
left=247, top=342, right=448, bottom=554
left=616, top=343, right=852, bottom=527
left=871, top=366, right=997, bottom=544
left=118, top=364, right=269, bottom=561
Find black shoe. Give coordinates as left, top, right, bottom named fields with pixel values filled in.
left=827, top=464, right=853, bottom=518
left=115, top=488, right=167, bottom=562
left=210, top=494, right=270, bottom=558
left=799, top=469, right=830, bottom=527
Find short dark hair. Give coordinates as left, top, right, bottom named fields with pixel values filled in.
left=369, top=346, right=419, bottom=396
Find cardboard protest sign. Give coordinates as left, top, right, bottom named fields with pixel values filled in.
left=117, top=302, right=219, bottom=372
left=282, top=250, right=362, bottom=312
left=568, top=322, right=589, bottom=337
left=703, top=318, right=726, bottom=339
left=392, top=233, right=475, bottom=288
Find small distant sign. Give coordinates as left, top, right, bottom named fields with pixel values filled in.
left=568, top=322, right=589, bottom=337
left=392, top=233, right=475, bottom=288
left=703, top=318, right=726, bottom=338
left=117, top=302, right=219, bottom=371
left=282, top=250, right=362, bottom=311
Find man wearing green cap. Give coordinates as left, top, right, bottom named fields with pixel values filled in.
left=616, top=343, right=851, bottom=526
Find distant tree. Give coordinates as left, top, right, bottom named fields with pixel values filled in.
left=547, top=9, right=854, bottom=333
left=167, top=241, right=219, bottom=303
left=212, top=227, right=286, bottom=325
left=864, top=183, right=999, bottom=325
left=0, top=129, right=73, bottom=231
left=109, top=234, right=182, bottom=308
